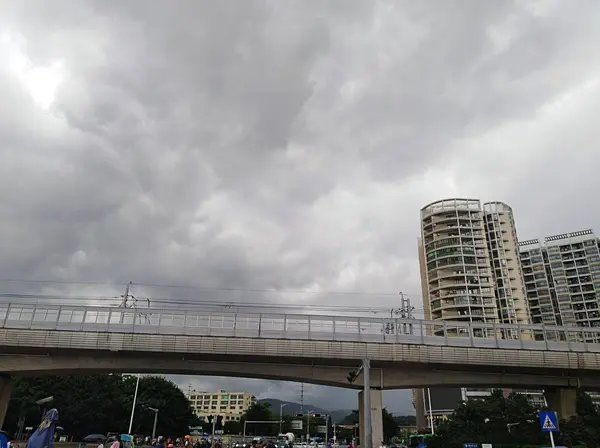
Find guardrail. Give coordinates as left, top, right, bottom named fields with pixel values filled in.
left=1, top=302, right=600, bottom=352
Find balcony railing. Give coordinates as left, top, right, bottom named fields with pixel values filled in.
left=1, top=302, right=600, bottom=352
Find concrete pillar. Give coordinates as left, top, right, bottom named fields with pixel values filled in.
left=358, top=389, right=383, bottom=448
left=0, top=376, right=12, bottom=429
left=544, top=388, right=577, bottom=420
left=412, top=388, right=427, bottom=431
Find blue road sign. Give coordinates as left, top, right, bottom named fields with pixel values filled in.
left=539, top=410, right=558, bottom=432
left=463, top=444, right=478, bottom=448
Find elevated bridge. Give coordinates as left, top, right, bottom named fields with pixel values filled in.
left=1, top=302, right=599, bottom=434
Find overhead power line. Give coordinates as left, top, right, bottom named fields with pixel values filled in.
left=0, top=277, right=419, bottom=298
left=0, top=292, right=428, bottom=315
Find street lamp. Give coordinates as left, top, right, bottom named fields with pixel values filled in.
left=426, top=388, right=434, bottom=435
left=128, top=374, right=141, bottom=434
left=36, top=396, right=53, bottom=420
left=279, top=403, right=289, bottom=434
left=145, top=406, right=159, bottom=439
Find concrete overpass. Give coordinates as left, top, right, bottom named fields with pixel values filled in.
left=2, top=303, right=600, bottom=444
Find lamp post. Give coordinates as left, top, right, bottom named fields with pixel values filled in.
left=36, top=396, right=53, bottom=420
left=147, top=406, right=159, bottom=439
left=426, top=388, right=434, bottom=435
left=128, top=374, right=141, bottom=434
left=279, top=403, right=289, bottom=434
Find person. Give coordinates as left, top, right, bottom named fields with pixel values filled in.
left=156, top=437, right=166, bottom=448
left=98, top=439, right=105, bottom=448
left=111, top=435, right=121, bottom=448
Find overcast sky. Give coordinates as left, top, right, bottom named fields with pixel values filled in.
left=2, top=0, right=600, bottom=414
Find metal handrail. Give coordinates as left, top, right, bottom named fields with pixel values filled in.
left=0, top=302, right=599, bottom=350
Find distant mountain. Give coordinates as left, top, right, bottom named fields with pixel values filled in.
left=257, top=399, right=417, bottom=425
left=258, top=399, right=359, bottom=423
left=258, top=398, right=330, bottom=417
left=327, top=409, right=353, bottom=424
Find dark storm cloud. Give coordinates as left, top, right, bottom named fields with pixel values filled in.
left=1, top=0, right=600, bottom=413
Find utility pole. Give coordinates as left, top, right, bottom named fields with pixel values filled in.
left=346, top=361, right=372, bottom=448
left=401, top=293, right=415, bottom=335
left=118, top=281, right=152, bottom=324
left=388, top=293, right=415, bottom=335
left=363, top=359, right=372, bottom=448
left=120, top=281, right=133, bottom=308
left=145, top=406, right=159, bottom=439
left=119, top=281, right=134, bottom=324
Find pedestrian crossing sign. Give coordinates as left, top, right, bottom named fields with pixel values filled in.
left=539, top=411, right=558, bottom=432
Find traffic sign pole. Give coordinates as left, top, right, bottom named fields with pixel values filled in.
left=539, top=410, right=558, bottom=448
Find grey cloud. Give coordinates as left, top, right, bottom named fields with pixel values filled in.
left=1, top=0, right=599, bottom=412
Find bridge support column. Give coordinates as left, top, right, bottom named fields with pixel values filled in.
left=358, top=390, right=383, bottom=448
left=544, top=388, right=577, bottom=420
left=0, top=376, right=12, bottom=429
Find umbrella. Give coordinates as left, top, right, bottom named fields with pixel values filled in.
left=83, top=434, right=107, bottom=442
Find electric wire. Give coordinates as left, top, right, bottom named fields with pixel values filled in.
left=0, top=278, right=425, bottom=317
left=0, top=277, right=419, bottom=298
left=0, top=292, right=426, bottom=313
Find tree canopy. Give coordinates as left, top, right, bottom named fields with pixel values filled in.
left=4, top=375, right=198, bottom=439
left=339, top=408, right=403, bottom=442
left=429, top=389, right=600, bottom=448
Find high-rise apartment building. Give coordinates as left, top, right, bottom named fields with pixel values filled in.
left=415, top=198, right=531, bottom=429
left=519, top=229, right=600, bottom=407
left=420, top=198, right=529, bottom=328
left=519, top=229, right=600, bottom=333
left=188, top=390, right=256, bottom=422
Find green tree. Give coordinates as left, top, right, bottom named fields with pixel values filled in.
left=224, top=420, right=241, bottom=435
left=558, top=390, right=600, bottom=447
left=429, top=389, right=545, bottom=448
left=393, top=415, right=416, bottom=426
left=340, top=410, right=359, bottom=425
left=133, top=376, right=198, bottom=437
left=242, top=402, right=276, bottom=436
left=4, top=375, right=132, bottom=438
left=338, top=409, right=398, bottom=442
left=382, top=409, right=399, bottom=442
left=3, top=375, right=196, bottom=439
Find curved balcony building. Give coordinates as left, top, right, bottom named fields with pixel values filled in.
left=419, top=198, right=498, bottom=332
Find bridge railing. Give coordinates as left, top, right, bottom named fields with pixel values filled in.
left=1, top=302, right=600, bottom=352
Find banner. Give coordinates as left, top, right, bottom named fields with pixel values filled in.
left=26, top=409, right=59, bottom=448
left=0, top=432, right=8, bottom=448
